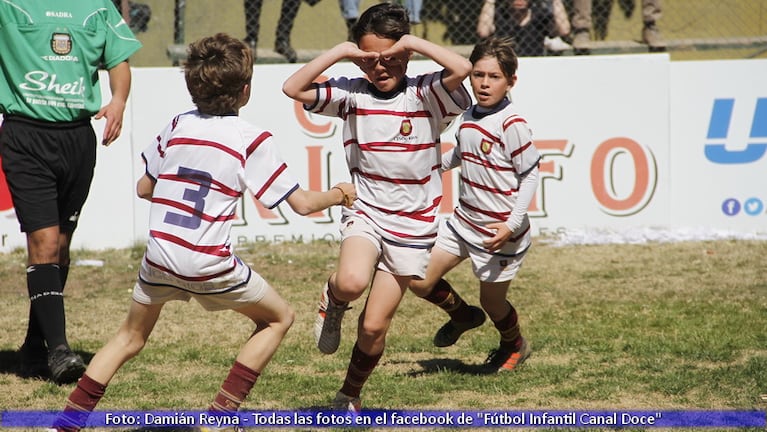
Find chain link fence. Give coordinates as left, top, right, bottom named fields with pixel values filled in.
left=126, top=0, right=767, bottom=66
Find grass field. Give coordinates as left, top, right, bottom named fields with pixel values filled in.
left=0, top=239, right=765, bottom=430
left=128, top=0, right=767, bottom=67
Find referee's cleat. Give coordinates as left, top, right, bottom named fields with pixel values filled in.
left=314, top=282, right=349, bottom=354
left=433, top=305, right=486, bottom=347
left=48, top=345, right=86, bottom=385
left=483, top=337, right=531, bottom=373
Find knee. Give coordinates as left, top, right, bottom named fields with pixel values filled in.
left=281, top=305, right=295, bottom=331
left=271, top=304, right=295, bottom=336
left=333, top=272, right=368, bottom=301
left=116, top=330, right=147, bottom=359
left=408, top=278, right=432, bottom=297
left=358, top=317, right=387, bottom=344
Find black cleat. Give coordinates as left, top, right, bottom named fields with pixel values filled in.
left=48, top=346, right=85, bottom=385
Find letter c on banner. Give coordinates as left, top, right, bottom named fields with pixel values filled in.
left=591, top=137, right=657, bottom=216
left=293, top=75, right=336, bottom=138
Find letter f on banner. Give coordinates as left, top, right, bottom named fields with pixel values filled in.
left=705, top=98, right=767, bottom=164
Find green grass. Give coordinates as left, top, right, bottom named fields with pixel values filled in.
left=0, top=239, right=766, bottom=432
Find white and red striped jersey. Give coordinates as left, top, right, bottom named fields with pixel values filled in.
left=308, top=71, right=471, bottom=248
left=444, top=99, right=541, bottom=252
left=140, top=110, right=299, bottom=293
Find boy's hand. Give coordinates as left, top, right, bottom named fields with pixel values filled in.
left=332, top=182, right=357, bottom=208
left=380, top=34, right=414, bottom=62
left=482, top=222, right=514, bottom=252
left=349, top=49, right=381, bottom=70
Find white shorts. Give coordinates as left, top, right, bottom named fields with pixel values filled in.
left=435, top=218, right=529, bottom=283
left=340, top=215, right=430, bottom=278
left=132, top=268, right=269, bottom=312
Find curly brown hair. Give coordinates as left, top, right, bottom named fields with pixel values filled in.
left=184, top=33, right=253, bottom=115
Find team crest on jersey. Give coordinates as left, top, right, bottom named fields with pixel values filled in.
left=51, top=33, right=72, bottom=55
left=480, top=139, right=493, bottom=154
left=400, top=119, right=413, bottom=136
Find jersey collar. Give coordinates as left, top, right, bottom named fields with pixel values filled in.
left=472, top=97, right=511, bottom=119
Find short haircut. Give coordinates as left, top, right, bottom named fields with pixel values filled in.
left=351, top=2, right=410, bottom=44
left=470, top=37, right=519, bottom=79
left=184, top=33, right=253, bottom=115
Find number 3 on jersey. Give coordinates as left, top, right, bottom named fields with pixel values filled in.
left=163, top=166, right=212, bottom=229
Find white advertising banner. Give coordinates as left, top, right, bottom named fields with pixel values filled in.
left=0, top=55, right=764, bottom=252
left=670, top=60, right=767, bottom=233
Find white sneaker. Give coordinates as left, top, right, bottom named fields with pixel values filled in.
left=544, top=36, right=571, bottom=52
left=314, top=282, right=349, bottom=354
left=331, top=391, right=361, bottom=413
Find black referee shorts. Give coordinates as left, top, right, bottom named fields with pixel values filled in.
left=0, top=115, right=97, bottom=234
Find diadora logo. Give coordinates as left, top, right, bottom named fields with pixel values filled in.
left=705, top=98, right=767, bottom=164
left=721, top=197, right=765, bottom=216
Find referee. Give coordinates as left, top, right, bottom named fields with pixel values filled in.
left=0, top=0, right=142, bottom=384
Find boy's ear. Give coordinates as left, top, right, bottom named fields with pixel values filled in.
left=241, top=83, right=252, bottom=104
left=508, top=74, right=518, bottom=89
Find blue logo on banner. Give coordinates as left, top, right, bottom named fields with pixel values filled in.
left=705, top=98, right=767, bottom=164
left=743, top=197, right=764, bottom=216
left=721, top=198, right=741, bottom=216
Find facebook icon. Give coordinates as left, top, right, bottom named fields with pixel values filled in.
left=721, top=198, right=740, bottom=216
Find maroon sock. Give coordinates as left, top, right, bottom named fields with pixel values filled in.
left=422, top=278, right=474, bottom=322
left=339, top=343, right=382, bottom=398
left=54, top=374, right=107, bottom=431
left=210, top=361, right=260, bottom=412
left=493, top=302, right=522, bottom=351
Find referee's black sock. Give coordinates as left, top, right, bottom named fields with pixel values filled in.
left=27, top=264, right=68, bottom=350
left=23, top=265, right=69, bottom=350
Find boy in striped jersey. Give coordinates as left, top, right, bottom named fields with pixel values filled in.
left=283, top=2, right=471, bottom=411
left=51, top=33, right=356, bottom=431
left=410, top=37, right=540, bottom=373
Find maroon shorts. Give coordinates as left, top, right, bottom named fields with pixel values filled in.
left=0, top=115, right=97, bottom=233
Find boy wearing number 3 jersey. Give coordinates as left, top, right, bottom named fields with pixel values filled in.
left=51, top=33, right=356, bottom=431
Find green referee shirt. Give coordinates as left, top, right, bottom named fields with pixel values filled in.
left=0, top=0, right=142, bottom=122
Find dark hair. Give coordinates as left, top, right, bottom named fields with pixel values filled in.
left=351, top=2, right=410, bottom=44
left=184, top=33, right=253, bottom=115
left=469, top=37, right=519, bottom=79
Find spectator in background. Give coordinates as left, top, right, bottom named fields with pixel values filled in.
left=244, top=0, right=302, bottom=62
left=571, top=0, right=665, bottom=54
left=0, top=0, right=141, bottom=385
left=112, top=0, right=151, bottom=33
left=477, top=0, right=571, bottom=56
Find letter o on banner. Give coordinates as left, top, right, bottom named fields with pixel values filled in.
left=590, top=137, right=657, bottom=216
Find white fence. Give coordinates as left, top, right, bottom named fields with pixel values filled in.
left=0, top=54, right=765, bottom=252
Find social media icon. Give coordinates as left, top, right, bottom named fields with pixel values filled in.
left=721, top=198, right=741, bottom=216
left=743, top=198, right=764, bottom=216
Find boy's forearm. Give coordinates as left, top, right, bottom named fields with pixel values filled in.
left=404, top=36, right=471, bottom=90
left=283, top=43, right=352, bottom=101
